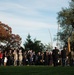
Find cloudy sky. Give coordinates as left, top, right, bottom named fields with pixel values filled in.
left=0, top=0, right=70, bottom=47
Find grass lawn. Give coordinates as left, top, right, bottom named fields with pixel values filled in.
left=0, top=66, right=74, bottom=75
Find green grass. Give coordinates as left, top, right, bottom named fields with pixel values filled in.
left=0, top=66, right=74, bottom=75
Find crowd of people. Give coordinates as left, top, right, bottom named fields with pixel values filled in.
left=0, top=47, right=74, bottom=67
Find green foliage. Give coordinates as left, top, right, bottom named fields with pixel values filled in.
left=58, top=9, right=74, bottom=27
left=23, top=34, right=45, bottom=53
left=70, top=32, right=74, bottom=50
left=57, top=0, right=74, bottom=27
left=57, top=0, right=74, bottom=47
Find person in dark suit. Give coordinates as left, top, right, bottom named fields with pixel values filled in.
left=52, top=47, right=59, bottom=66
left=61, top=47, right=67, bottom=66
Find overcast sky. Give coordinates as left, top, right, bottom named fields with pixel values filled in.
left=0, top=0, right=70, bottom=47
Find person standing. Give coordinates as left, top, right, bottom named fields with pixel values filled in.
left=52, top=47, right=59, bottom=67
left=3, top=51, right=8, bottom=66
left=36, top=52, right=42, bottom=65
left=44, top=50, right=50, bottom=65
left=0, top=50, right=3, bottom=66
left=18, top=50, right=23, bottom=66
left=13, top=50, right=18, bottom=66
left=69, top=50, right=74, bottom=66
left=61, top=47, right=67, bottom=66
left=7, top=50, right=13, bottom=66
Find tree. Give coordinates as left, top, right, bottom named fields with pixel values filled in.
left=57, top=0, right=74, bottom=49
left=0, top=21, right=12, bottom=43
left=23, top=34, right=45, bottom=53
left=7, top=34, right=22, bottom=49
left=0, top=21, right=22, bottom=50
left=24, top=34, right=33, bottom=50
left=57, top=0, right=74, bottom=28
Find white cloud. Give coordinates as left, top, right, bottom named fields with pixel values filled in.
left=0, top=0, right=70, bottom=17
left=0, top=0, right=69, bottom=46
left=0, top=11, right=57, bottom=30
